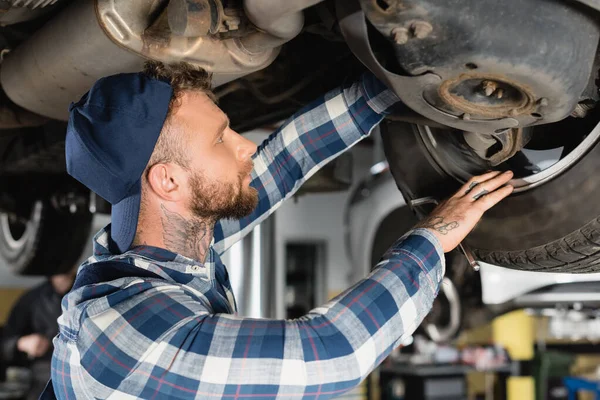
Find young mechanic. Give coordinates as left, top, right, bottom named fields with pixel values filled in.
left=42, top=61, right=513, bottom=399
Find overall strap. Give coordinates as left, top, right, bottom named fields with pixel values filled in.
left=71, top=260, right=163, bottom=291
left=40, top=260, right=163, bottom=399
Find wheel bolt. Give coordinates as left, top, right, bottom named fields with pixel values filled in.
left=392, top=27, right=409, bottom=45
left=482, top=81, right=497, bottom=97
left=411, top=21, right=433, bottom=39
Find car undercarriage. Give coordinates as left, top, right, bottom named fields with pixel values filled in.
left=0, top=0, right=598, bottom=274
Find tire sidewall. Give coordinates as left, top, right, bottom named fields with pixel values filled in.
left=382, top=119, right=600, bottom=255
left=0, top=201, right=43, bottom=274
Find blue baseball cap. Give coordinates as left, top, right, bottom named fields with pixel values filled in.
left=65, top=72, right=174, bottom=253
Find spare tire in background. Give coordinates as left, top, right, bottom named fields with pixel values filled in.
left=0, top=199, right=93, bottom=275
left=381, top=119, right=600, bottom=273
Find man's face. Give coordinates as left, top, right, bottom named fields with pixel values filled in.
left=50, top=272, right=75, bottom=295
left=173, top=92, right=258, bottom=221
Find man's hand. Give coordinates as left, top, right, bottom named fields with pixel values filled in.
left=416, top=170, right=514, bottom=253
left=17, top=333, right=51, bottom=358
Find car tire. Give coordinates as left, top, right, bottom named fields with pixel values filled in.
left=0, top=199, right=93, bottom=275
left=381, top=119, right=600, bottom=273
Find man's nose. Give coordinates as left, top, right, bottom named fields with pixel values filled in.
left=237, top=133, right=258, bottom=160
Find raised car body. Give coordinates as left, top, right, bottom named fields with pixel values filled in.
left=0, top=0, right=600, bottom=274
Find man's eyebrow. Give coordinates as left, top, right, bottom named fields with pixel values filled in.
left=216, top=117, right=230, bottom=138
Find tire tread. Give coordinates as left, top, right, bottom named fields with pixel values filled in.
left=476, top=217, right=600, bottom=273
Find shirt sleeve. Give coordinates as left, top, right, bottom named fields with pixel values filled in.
left=77, top=229, right=444, bottom=399
left=212, top=73, right=400, bottom=254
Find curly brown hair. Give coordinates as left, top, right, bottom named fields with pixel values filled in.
left=143, top=60, right=216, bottom=112
left=142, top=60, right=216, bottom=170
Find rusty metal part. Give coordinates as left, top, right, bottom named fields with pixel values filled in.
left=337, top=1, right=520, bottom=132
left=239, top=0, right=326, bottom=53
left=482, top=80, right=496, bottom=97
left=437, top=73, right=536, bottom=119
left=571, top=101, right=596, bottom=118
left=96, top=0, right=278, bottom=79
left=168, top=0, right=222, bottom=37
left=487, top=128, right=531, bottom=165
left=1, top=0, right=281, bottom=120
left=391, top=27, right=408, bottom=44
left=343, top=0, right=600, bottom=132
left=390, top=20, right=432, bottom=44
left=411, top=20, right=432, bottom=39
left=463, top=128, right=532, bottom=166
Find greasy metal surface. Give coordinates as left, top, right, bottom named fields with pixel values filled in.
left=418, top=121, right=600, bottom=193
left=464, top=128, right=531, bottom=166
left=341, top=0, right=600, bottom=132
left=487, top=128, right=532, bottom=166
left=240, top=0, right=325, bottom=53
left=1, top=0, right=285, bottom=119
left=337, top=0, right=521, bottom=132
left=96, top=0, right=279, bottom=85
left=1, top=0, right=144, bottom=120
left=168, top=0, right=220, bottom=37
left=437, top=74, right=536, bottom=119
left=243, top=0, right=323, bottom=39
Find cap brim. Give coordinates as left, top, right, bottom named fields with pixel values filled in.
left=110, top=179, right=141, bottom=254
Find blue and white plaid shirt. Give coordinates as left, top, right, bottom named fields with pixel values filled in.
left=46, top=73, right=445, bottom=399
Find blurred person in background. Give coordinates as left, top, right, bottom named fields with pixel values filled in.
left=1, top=271, right=75, bottom=400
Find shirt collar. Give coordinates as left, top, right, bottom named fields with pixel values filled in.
left=91, top=224, right=216, bottom=284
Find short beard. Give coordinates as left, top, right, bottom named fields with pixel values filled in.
left=188, top=168, right=258, bottom=221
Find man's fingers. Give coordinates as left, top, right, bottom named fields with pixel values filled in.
left=476, top=184, right=514, bottom=210
left=468, top=171, right=513, bottom=201
left=458, top=171, right=503, bottom=197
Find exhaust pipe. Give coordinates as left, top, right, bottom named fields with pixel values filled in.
left=0, top=0, right=145, bottom=121
left=240, top=0, right=326, bottom=53
left=1, top=0, right=286, bottom=121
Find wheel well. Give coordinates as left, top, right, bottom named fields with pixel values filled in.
left=370, top=206, right=419, bottom=268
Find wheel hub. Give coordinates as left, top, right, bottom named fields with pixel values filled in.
left=437, top=74, right=537, bottom=119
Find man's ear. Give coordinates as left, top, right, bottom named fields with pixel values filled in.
left=146, top=163, right=185, bottom=201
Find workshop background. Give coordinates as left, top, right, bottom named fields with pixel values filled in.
left=1, top=126, right=600, bottom=400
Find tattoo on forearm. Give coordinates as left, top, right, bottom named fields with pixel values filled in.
left=416, top=216, right=459, bottom=235
left=160, top=205, right=214, bottom=262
